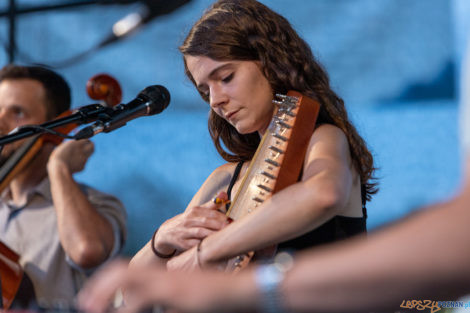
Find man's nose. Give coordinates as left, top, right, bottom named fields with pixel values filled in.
left=0, top=111, right=12, bottom=135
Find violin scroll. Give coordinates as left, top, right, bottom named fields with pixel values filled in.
left=46, top=74, right=122, bottom=145
left=86, top=73, right=122, bottom=107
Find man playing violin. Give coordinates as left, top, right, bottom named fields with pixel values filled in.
left=0, top=65, right=126, bottom=308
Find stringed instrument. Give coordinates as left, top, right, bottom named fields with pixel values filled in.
left=226, top=90, right=320, bottom=270
left=0, top=74, right=122, bottom=309
left=0, top=241, right=23, bottom=309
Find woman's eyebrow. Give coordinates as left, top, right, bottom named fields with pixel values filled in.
left=197, top=64, right=234, bottom=87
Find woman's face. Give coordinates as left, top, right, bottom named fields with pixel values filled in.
left=185, top=55, right=274, bottom=135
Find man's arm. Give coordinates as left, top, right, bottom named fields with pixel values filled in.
left=282, top=181, right=470, bottom=312
left=276, top=159, right=470, bottom=312
left=47, top=139, right=116, bottom=269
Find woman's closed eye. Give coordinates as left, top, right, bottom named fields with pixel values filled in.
left=221, top=73, right=234, bottom=83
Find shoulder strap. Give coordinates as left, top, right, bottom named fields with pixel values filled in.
left=226, top=161, right=244, bottom=209
left=361, top=184, right=368, bottom=218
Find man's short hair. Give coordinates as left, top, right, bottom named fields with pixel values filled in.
left=0, top=65, right=71, bottom=119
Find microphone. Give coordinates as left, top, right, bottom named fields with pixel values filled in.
left=99, top=0, right=192, bottom=48
left=75, top=85, right=170, bottom=140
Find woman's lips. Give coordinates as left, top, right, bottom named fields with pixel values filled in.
left=225, top=109, right=240, bottom=120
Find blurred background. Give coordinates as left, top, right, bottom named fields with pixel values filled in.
left=0, top=0, right=468, bottom=256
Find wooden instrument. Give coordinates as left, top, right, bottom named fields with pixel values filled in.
left=0, top=74, right=122, bottom=309
left=0, top=241, right=23, bottom=309
left=0, top=73, right=122, bottom=194
left=226, top=90, right=320, bottom=270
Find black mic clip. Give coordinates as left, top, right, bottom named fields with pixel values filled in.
left=73, top=105, right=116, bottom=140
left=74, top=85, right=170, bottom=140
left=74, top=103, right=115, bottom=124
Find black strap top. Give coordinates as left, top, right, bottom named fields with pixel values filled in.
left=226, top=161, right=367, bottom=252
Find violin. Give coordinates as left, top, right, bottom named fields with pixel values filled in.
left=0, top=241, right=22, bottom=309
left=0, top=73, right=122, bottom=194
left=0, top=73, right=122, bottom=309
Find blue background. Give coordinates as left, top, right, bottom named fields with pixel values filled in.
left=0, top=0, right=468, bottom=256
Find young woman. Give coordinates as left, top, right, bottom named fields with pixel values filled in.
left=130, top=0, right=377, bottom=271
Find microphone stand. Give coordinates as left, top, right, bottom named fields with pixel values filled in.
left=0, top=104, right=112, bottom=146
left=0, top=0, right=140, bottom=63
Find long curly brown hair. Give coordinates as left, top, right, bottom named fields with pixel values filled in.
left=179, top=0, right=378, bottom=202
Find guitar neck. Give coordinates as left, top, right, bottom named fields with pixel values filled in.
left=227, top=91, right=320, bottom=221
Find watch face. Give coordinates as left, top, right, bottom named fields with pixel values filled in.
left=255, top=264, right=286, bottom=313
left=256, top=264, right=284, bottom=289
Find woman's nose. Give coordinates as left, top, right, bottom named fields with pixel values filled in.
left=209, top=86, right=227, bottom=109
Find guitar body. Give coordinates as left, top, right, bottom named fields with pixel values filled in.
left=226, top=91, right=320, bottom=271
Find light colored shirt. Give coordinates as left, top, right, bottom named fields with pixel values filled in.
left=0, top=177, right=126, bottom=307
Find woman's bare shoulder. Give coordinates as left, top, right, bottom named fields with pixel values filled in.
left=189, top=162, right=239, bottom=207
left=210, top=162, right=238, bottom=176
left=313, top=124, right=348, bottom=142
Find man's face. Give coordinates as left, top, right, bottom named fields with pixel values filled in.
left=0, top=78, right=48, bottom=164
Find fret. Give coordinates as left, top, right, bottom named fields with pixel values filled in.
left=273, top=133, right=288, bottom=141
left=252, top=196, right=264, bottom=203
left=265, top=158, right=280, bottom=167
left=261, top=171, right=276, bottom=180
left=257, top=184, right=272, bottom=193
left=284, top=110, right=296, bottom=117
left=275, top=120, right=292, bottom=129
left=269, top=145, right=284, bottom=154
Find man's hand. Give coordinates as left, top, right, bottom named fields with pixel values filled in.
left=47, top=139, right=94, bottom=174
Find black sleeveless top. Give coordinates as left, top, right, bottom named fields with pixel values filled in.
left=226, top=162, right=367, bottom=252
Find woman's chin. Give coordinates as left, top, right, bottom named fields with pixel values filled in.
left=234, top=124, right=255, bottom=135
left=234, top=122, right=268, bottom=136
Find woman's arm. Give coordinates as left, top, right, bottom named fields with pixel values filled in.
left=78, top=160, right=470, bottom=313
left=129, top=163, right=235, bottom=269
left=168, top=124, right=361, bottom=269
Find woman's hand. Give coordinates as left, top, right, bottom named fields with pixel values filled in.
left=166, top=237, right=229, bottom=272
left=166, top=244, right=200, bottom=271
left=153, top=191, right=230, bottom=255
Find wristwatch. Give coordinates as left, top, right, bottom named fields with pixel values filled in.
left=254, top=252, right=294, bottom=313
